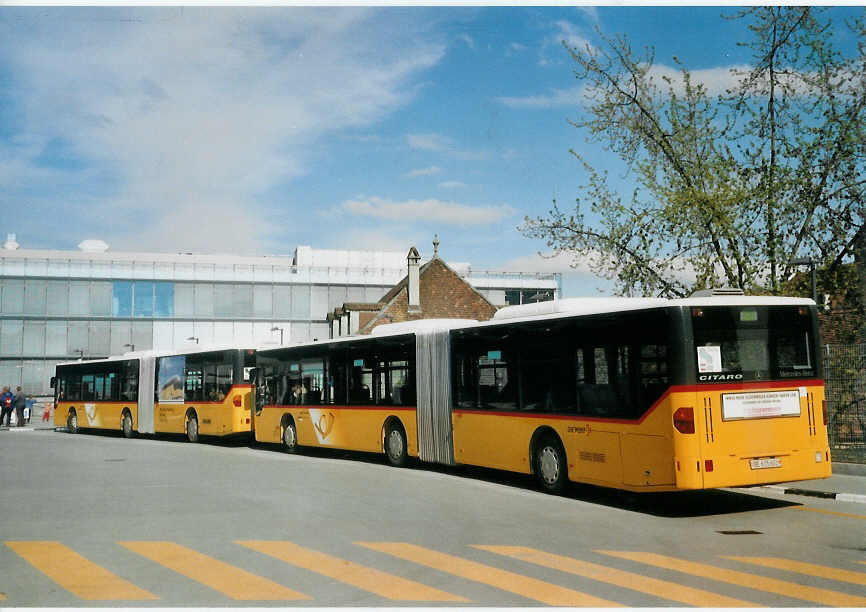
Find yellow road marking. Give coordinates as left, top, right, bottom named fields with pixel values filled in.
left=477, top=545, right=759, bottom=607
left=725, top=556, right=866, bottom=586
left=6, top=541, right=157, bottom=601
left=357, top=541, right=621, bottom=607
left=792, top=506, right=866, bottom=520
left=597, top=550, right=866, bottom=607
left=119, top=541, right=308, bottom=600
left=237, top=540, right=466, bottom=601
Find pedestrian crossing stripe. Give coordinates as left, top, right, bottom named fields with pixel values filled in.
left=237, top=540, right=467, bottom=601
left=475, top=545, right=759, bottom=607
left=5, top=540, right=866, bottom=605
left=597, top=550, right=866, bottom=607
left=5, top=541, right=157, bottom=601
left=119, top=541, right=308, bottom=600
left=724, top=556, right=866, bottom=586
left=357, top=541, right=622, bottom=607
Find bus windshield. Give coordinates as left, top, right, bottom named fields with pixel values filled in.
left=692, top=305, right=817, bottom=382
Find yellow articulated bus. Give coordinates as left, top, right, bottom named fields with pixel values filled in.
left=53, top=348, right=255, bottom=442
left=253, top=292, right=831, bottom=493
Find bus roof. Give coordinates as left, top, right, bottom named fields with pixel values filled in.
left=490, top=295, right=816, bottom=325
left=55, top=346, right=255, bottom=368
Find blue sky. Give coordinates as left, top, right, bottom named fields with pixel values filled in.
left=1, top=5, right=863, bottom=296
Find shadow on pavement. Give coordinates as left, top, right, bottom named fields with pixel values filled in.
left=254, top=440, right=799, bottom=518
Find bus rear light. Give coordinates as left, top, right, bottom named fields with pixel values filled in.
left=704, top=459, right=714, bottom=472
left=822, top=400, right=827, bottom=426
left=673, top=407, right=695, bottom=434
left=245, top=418, right=250, bottom=424
left=233, top=396, right=242, bottom=407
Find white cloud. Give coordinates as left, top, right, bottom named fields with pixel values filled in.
left=552, top=20, right=592, bottom=51
left=342, top=196, right=515, bottom=226
left=504, top=250, right=603, bottom=275
left=1, top=8, right=444, bottom=253
left=405, top=166, right=441, bottom=178
left=406, top=132, right=487, bottom=161
left=438, top=181, right=466, bottom=189
left=457, top=33, right=475, bottom=50
left=497, top=87, right=584, bottom=109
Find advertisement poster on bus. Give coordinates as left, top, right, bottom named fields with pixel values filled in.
left=158, top=355, right=185, bottom=402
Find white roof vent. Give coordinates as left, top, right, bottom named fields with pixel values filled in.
left=3, top=233, right=20, bottom=250
left=78, top=239, right=109, bottom=253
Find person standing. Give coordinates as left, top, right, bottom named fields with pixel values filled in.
left=0, top=386, right=13, bottom=427
left=14, top=387, right=27, bottom=427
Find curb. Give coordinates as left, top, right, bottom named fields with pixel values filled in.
left=762, top=484, right=866, bottom=504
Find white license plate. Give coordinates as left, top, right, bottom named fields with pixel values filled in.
left=750, top=457, right=782, bottom=470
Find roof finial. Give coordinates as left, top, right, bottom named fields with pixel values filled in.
left=433, top=234, right=440, bottom=257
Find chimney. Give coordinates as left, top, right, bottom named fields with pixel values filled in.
left=3, top=233, right=20, bottom=250
left=407, top=246, right=421, bottom=313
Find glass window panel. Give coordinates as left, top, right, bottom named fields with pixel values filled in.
left=273, top=285, right=291, bottom=318
left=90, top=260, right=110, bottom=279
left=112, top=259, right=133, bottom=278
left=23, top=321, right=45, bottom=355
left=233, top=284, right=253, bottom=317
left=133, top=281, right=154, bottom=317
left=90, top=281, right=112, bottom=316
left=47, top=280, right=68, bottom=315
left=24, top=280, right=46, bottom=315
left=112, top=281, right=132, bottom=317
left=327, top=285, right=347, bottom=310
left=347, top=286, right=366, bottom=302
left=69, top=259, right=90, bottom=277
left=214, top=284, right=233, bottom=317
left=67, top=321, right=88, bottom=357
left=194, top=283, right=214, bottom=317
left=132, top=321, right=153, bottom=352
left=46, top=321, right=68, bottom=356
left=310, top=286, right=328, bottom=318
left=254, top=285, right=273, bottom=318
left=0, top=361, right=21, bottom=391
left=47, top=258, right=69, bottom=276
left=89, top=321, right=110, bottom=356
left=154, top=262, right=174, bottom=279
left=22, top=360, right=47, bottom=395
left=2, top=280, right=24, bottom=313
left=195, top=263, right=214, bottom=280
left=110, top=321, right=132, bottom=355
left=69, top=281, right=90, bottom=316
left=174, top=283, right=194, bottom=317
left=365, top=286, right=386, bottom=303
left=154, top=282, right=174, bottom=317
left=1, top=320, right=24, bottom=356
left=292, top=285, right=311, bottom=319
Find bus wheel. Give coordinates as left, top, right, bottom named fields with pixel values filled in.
left=121, top=410, right=134, bottom=439
left=281, top=418, right=297, bottom=453
left=186, top=413, right=199, bottom=443
left=67, top=410, right=79, bottom=434
left=534, top=436, right=567, bottom=494
left=384, top=421, right=408, bottom=467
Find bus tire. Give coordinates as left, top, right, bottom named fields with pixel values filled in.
left=67, top=409, right=79, bottom=434
left=384, top=420, right=408, bottom=467
left=281, top=416, right=298, bottom=453
left=121, top=410, right=134, bottom=439
left=534, top=435, right=567, bottom=494
left=185, top=411, right=199, bottom=443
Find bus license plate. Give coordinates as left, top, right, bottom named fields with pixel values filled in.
left=750, top=457, right=781, bottom=470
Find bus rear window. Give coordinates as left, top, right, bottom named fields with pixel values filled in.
left=692, top=306, right=816, bottom=382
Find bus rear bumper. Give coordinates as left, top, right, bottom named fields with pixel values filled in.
left=677, top=448, right=833, bottom=490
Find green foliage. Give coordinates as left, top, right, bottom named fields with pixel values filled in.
left=522, top=8, right=866, bottom=299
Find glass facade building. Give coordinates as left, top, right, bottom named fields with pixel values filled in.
left=0, top=243, right=559, bottom=396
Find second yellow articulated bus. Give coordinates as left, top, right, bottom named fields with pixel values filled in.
left=251, top=293, right=832, bottom=493
left=53, top=347, right=256, bottom=442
